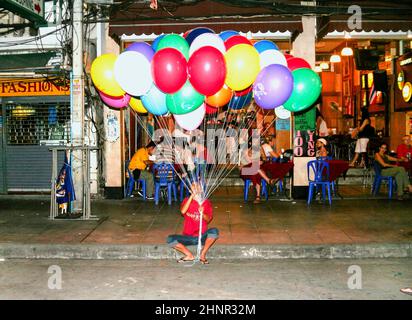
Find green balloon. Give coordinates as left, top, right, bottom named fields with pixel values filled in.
left=156, top=34, right=190, bottom=60
left=166, top=81, right=205, bottom=115
left=283, top=68, right=322, bottom=113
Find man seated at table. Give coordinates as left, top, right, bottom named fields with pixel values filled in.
left=375, top=143, right=412, bottom=200
left=261, top=135, right=281, bottom=162
left=129, top=141, right=156, bottom=199
left=396, top=135, right=412, bottom=161
left=316, top=138, right=329, bottom=158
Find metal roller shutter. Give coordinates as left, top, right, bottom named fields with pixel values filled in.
left=4, top=99, right=70, bottom=191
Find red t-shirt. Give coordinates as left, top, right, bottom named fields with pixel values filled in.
left=397, top=144, right=412, bottom=159
left=181, top=198, right=213, bottom=237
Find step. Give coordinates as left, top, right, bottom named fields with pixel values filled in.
left=1, top=243, right=411, bottom=260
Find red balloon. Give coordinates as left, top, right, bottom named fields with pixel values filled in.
left=188, top=46, right=227, bottom=96
left=235, top=85, right=253, bottom=97
left=284, top=53, right=294, bottom=60
left=287, top=57, right=311, bottom=71
left=151, top=48, right=188, bottom=94
left=206, top=103, right=219, bottom=114
left=224, top=35, right=252, bottom=50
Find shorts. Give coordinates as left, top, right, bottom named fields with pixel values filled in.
left=355, top=138, right=369, bottom=153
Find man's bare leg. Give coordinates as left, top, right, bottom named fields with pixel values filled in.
left=173, top=243, right=194, bottom=260
left=200, top=238, right=217, bottom=262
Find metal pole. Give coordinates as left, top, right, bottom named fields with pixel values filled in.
left=71, top=0, right=85, bottom=214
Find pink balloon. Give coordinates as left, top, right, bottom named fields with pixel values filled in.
left=99, top=90, right=130, bottom=109
left=205, top=103, right=218, bottom=114
left=287, top=57, right=311, bottom=70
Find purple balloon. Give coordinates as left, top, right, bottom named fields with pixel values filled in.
left=99, top=91, right=131, bottom=109
left=125, top=42, right=154, bottom=61
left=253, top=64, right=294, bottom=110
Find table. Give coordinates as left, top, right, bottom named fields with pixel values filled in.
left=261, top=161, right=294, bottom=180
left=326, top=160, right=350, bottom=182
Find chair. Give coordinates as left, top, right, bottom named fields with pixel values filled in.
left=179, top=179, right=191, bottom=202
left=371, top=161, right=395, bottom=198
left=125, top=160, right=146, bottom=200
left=307, top=160, right=332, bottom=205
left=153, top=162, right=177, bottom=205
left=243, top=179, right=268, bottom=201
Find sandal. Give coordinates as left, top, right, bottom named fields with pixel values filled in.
left=200, top=258, right=209, bottom=265
left=177, top=257, right=194, bottom=263
left=400, top=287, right=412, bottom=295
left=253, top=197, right=261, bottom=204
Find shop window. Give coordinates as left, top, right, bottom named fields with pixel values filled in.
left=5, top=103, right=70, bottom=145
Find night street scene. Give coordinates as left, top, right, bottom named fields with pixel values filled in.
left=0, top=0, right=412, bottom=310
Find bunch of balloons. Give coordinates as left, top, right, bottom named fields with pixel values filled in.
left=90, top=28, right=322, bottom=131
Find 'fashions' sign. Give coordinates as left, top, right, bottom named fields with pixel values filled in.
left=0, top=78, right=70, bottom=97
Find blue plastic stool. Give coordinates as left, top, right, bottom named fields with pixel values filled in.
left=307, top=160, right=333, bottom=205
left=153, top=163, right=178, bottom=205
left=372, top=161, right=396, bottom=198
left=243, top=179, right=268, bottom=201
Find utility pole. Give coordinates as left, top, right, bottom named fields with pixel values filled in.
left=71, top=0, right=85, bottom=213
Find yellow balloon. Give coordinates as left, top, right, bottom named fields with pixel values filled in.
left=224, top=44, right=260, bottom=91
left=91, top=54, right=125, bottom=97
left=129, top=97, right=148, bottom=114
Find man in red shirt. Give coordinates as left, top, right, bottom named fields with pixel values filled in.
left=166, top=182, right=219, bottom=264
left=396, top=135, right=412, bottom=161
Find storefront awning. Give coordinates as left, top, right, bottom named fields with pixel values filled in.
left=108, top=0, right=303, bottom=38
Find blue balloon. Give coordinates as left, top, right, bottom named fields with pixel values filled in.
left=185, top=27, right=214, bottom=45
left=219, top=30, right=239, bottom=41
left=228, top=90, right=253, bottom=110
left=141, top=85, right=168, bottom=116
left=253, top=40, right=279, bottom=53
left=152, top=34, right=165, bottom=51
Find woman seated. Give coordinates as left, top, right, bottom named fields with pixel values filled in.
left=374, top=143, right=412, bottom=200
left=240, top=147, right=276, bottom=204
left=316, top=138, right=329, bottom=159
left=261, top=135, right=281, bottom=162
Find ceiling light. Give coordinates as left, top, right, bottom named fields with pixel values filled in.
left=341, top=47, right=353, bottom=56
left=314, top=66, right=322, bottom=73
left=330, top=54, right=341, bottom=63
left=320, top=62, right=329, bottom=70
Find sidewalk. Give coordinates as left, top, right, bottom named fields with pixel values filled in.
left=0, top=186, right=411, bottom=259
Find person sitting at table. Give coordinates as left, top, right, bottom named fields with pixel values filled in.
left=396, top=135, right=412, bottom=161
left=240, top=147, right=276, bottom=204
left=261, top=135, right=280, bottom=162
left=129, top=141, right=156, bottom=199
left=316, top=138, right=329, bottom=158
left=374, top=143, right=412, bottom=200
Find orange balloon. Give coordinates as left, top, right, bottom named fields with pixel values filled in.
left=206, top=85, right=233, bottom=107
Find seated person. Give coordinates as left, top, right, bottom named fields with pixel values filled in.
left=374, top=143, right=412, bottom=200
left=396, top=135, right=412, bottom=161
left=316, top=138, right=329, bottom=158
left=129, top=141, right=156, bottom=199
left=261, top=135, right=280, bottom=162
left=240, top=147, right=277, bottom=204
left=166, top=182, right=219, bottom=264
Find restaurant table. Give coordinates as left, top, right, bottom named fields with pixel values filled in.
left=326, top=159, right=350, bottom=199
left=261, top=161, right=294, bottom=180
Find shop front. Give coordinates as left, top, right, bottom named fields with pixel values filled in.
left=0, top=77, right=70, bottom=193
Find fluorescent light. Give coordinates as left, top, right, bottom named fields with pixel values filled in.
left=341, top=47, right=353, bottom=56
left=330, top=54, right=341, bottom=63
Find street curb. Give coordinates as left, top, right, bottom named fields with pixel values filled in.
left=0, top=243, right=411, bottom=260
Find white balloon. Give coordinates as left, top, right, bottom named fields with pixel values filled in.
left=259, top=49, right=287, bottom=70
left=174, top=103, right=206, bottom=131
left=189, top=33, right=226, bottom=56
left=114, top=51, right=153, bottom=96
left=274, top=105, right=291, bottom=119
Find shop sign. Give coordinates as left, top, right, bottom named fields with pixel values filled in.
left=0, top=78, right=70, bottom=97
left=2, top=0, right=46, bottom=24
left=294, top=130, right=315, bottom=157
